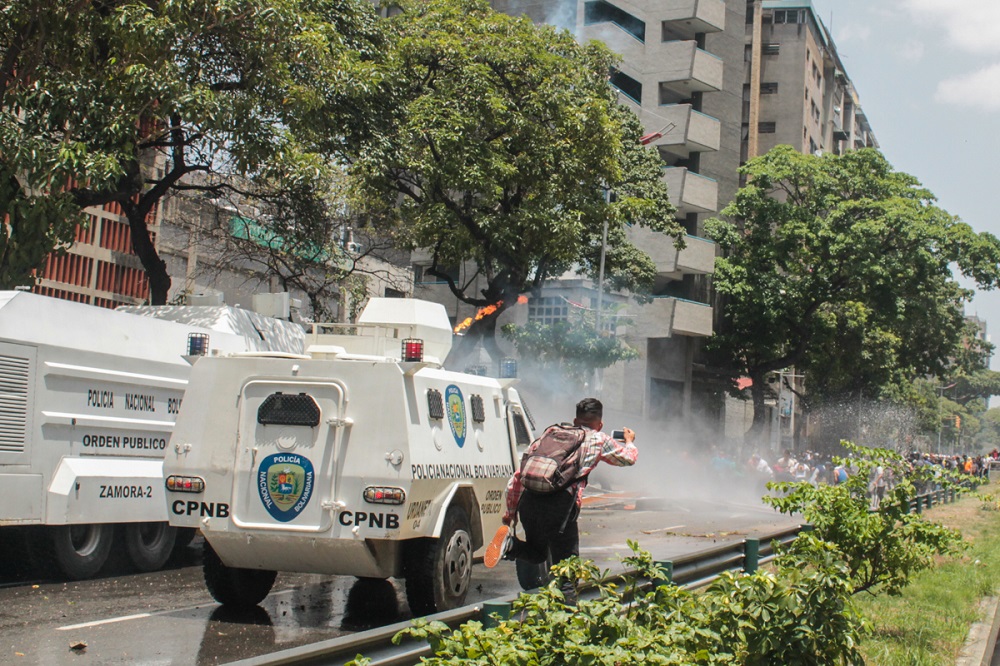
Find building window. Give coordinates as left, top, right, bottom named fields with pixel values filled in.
left=528, top=296, right=570, bottom=326
left=758, top=122, right=776, bottom=133
left=610, top=69, right=642, bottom=104
left=773, top=9, right=803, bottom=24
left=585, top=1, right=645, bottom=42
left=762, top=43, right=780, bottom=55
left=761, top=82, right=778, bottom=94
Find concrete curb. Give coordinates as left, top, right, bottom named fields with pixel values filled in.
left=957, top=596, right=1000, bottom=666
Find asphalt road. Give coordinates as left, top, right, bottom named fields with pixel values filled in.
left=0, top=490, right=798, bottom=665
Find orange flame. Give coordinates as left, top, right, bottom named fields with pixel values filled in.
left=454, top=300, right=503, bottom=334
left=517, top=295, right=529, bottom=304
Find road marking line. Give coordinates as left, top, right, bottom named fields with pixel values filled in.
left=59, top=612, right=153, bottom=631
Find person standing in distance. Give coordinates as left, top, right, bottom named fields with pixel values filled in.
left=486, top=398, right=637, bottom=590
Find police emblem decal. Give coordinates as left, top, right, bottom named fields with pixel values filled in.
left=258, top=453, right=315, bottom=522
left=445, top=384, right=466, bottom=448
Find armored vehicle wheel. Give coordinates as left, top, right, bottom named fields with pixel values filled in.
left=203, top=541, right=277, bottom=607
left=516, top=550, right=553, bottom=591
left=47, top=524, right=114, bottom=580
left=404, top=505, right=473, bottom=616
left=124, top=522, right=178, bottom=572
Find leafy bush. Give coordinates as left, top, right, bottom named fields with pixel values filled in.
left=764, top=441, right=966, bottom=596
left=347, top=538, right=868, bottom=665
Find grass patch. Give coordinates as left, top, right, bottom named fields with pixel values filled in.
left=857, top=479, right=1000, bottom=664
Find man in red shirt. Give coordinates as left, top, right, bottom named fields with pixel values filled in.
left=486, top=398, right=637, bottom=596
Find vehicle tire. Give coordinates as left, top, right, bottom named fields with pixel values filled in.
left=47, top=524, right=114, bottom=580
left=342, top=577, right=400, bottom=630
left=202, top=541, right=276, bottom=607
left=516, top=550, right=553, bottom=591
left=124, top=522, right=178, bottom=572
left=404, top=505, right=473, bottom=616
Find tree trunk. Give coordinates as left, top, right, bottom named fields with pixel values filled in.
left=444, top=304, right=508, bottom=373
left=126, top=208, right=171, bottom=305
left=747, top=370, right=769, bottom=452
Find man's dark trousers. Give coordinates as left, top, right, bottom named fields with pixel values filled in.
left=514, top=488, right=579, bottom=564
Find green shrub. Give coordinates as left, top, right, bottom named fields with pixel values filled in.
left=353, top=537, right=867, bottom=665
left=765, top=442, right=965, bottom=596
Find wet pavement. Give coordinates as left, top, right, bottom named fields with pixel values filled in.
left=0, top=491, right=799, bottom=664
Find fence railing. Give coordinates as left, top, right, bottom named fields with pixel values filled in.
left=230, top=489, right=960, bottom=666
left=909, top=486, right=958, bottom=513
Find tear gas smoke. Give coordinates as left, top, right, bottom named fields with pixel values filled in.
left=511, top=360, right=773, bottom=509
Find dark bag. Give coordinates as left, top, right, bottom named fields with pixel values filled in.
left=519, top=424, right=588, bottom=494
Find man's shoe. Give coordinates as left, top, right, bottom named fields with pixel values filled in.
left=484, top=525, right=510, bottom=568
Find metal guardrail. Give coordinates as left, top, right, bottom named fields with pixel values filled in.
left=229, top=489, right=960, bottom=666
left=909, top=487, right=959, bottom=513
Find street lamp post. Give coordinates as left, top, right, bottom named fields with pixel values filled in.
left=591, top=121, right=677, bottom=395
left=936, top=383, right=956, bottom=453
left=594, top=122, right=676, bottom=336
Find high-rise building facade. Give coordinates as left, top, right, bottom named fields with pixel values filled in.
left=744, top=0, right=878, bottom=164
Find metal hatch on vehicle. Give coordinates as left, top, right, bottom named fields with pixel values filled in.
left=230, top=379, right=348, bottom=533
left=0, top=342, right=35, bottom=467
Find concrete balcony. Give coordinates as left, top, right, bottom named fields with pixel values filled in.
left=626, top=229, right=715, bottom=278
left=657, top=40, right=723, bottom=97
left=659, top=0, right=726, bottom=40
left=662, top=167, right=718, bottom=215
left=580, top=21, right=646, bottom=64
left=634, top=296, right=713, bottom=338
left=641, top=104, right=720, bottom=158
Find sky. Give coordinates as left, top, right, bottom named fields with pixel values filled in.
left=807, top=0, right=1000, bottom=376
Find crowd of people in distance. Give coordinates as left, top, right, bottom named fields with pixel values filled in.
left=739, top=447, right=998, bottom=509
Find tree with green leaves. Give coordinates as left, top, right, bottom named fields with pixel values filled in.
left=352, top=0, right=681, bottom=366
left=1, top=0, right=385, bottom=302
left=705, top=146, right=1000, bottom=438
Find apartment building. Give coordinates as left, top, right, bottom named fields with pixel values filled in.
left=745, top=0, right=878, bottom=163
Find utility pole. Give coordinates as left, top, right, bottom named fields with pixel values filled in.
left=594, top=122, right=677, bottom=337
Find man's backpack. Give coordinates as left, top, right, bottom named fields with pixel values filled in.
left=519, top=424, right=588, bottom=494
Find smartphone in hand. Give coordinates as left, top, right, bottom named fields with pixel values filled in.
left=612, top=429, right=625, bottom=441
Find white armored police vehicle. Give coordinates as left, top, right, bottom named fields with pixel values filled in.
left=0, top=291, right=305, bottom=579
left=164, top=298, right=535, bottom=615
